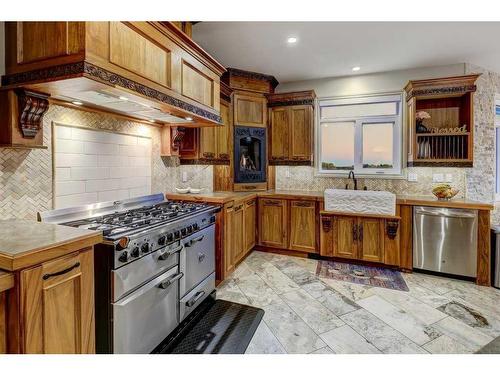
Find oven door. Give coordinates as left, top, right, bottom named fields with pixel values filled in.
left=113, top=266, right=182, bottom=354
left=179, top=224, right=215, bottom=298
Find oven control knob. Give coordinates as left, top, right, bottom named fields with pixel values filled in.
left=118, top=251, right=129, bottom=263
left=166, top=233, right=174, bottom=242
left=210, top=215, right=216, bottom=223
left=158, top=236, right=166, bottom=246
left=192, top=223, right=199, bottom=231
left=174, top=230, right=180, bottom=239
left=186, top=225, right=193, bottom=234
left=181, top=227, right=187, bottom=236
left=131, top=247, right=140, bottom=258
left=141, top=243, right=150, bottom=253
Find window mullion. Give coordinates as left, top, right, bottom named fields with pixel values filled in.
left=354, top=120, right=363, bottom=172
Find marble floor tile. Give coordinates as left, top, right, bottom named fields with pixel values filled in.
left=319, top=325, right=381, bottom=354
left=422, top=335, right=475, bottom=354
left=372, top=287, right=448, bottom=325
left=262, top=302, right=327, bottom=354
left=310, top=347, right=335, bottom=354
left=403, top=279, right=452, bottom=308
left=252, top=262, right=301, bottom=295
left=320, top=277, right=375, bottom=301
left=341, top=308, right=427, bottom=354
left=291, top=257, right=319, bottom=273
left=273, top=262, right=319, bottom=286
left=443, top=288, right=500, bottom=318
left=301, top=281, right=360, bottom=316
left=216, top=279, right=250, bottom=305
left=357, top=295, right=441, bottom=345
left=403, top=273, right=455, bottom=295
left=245, top=321, right=286, bottom=354
left=281, top=289, right=344, bottom=334
left=432, top=316, right=494, bottom=351
left=231, top=261, right=255, bottom=279
left=234, top=273, right=283, bottom=308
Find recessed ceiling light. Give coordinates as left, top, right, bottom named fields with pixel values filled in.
left=185, top=117, right=193, bottom=121
left=71, top=101, right=83, bottom=106
left=352, top=66, right=361, bottom=72
left=118, top=96, right=129, bottom=101
left=287, top=37, right=297, bottom=44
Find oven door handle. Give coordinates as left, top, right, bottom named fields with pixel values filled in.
left=185, top=290, right=206, bottom=307
left=158, top=245, right=184, bottom=261
left=185, top=235, right=204, bottom=247
left=158, top=272, right=184, bottom=289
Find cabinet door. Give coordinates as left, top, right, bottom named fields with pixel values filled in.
left=20, top=249, right=95, bottom=354
left=244, top=199, right=257, bottom=253
left=216, top=102, right=231, bottom=160
left=269, top=107, right=289, bottom=161
left=258, top=198, right=287, bottom=248
left=199, top=126, right=216, bottom=159
left=358, top=218, right=384, bottom=263
left=234, top=93, right=267, bottom=127
left=233, top=203, right=245, bottom=262
left=289, top=200, right=317, bottom=253
left=333, top=216, right=358, bottom=259
left=224, top=204, right=235, bottom=276
left=179, top=128, right=198, bottom=159
left=290, top=106, right=313, bottom=161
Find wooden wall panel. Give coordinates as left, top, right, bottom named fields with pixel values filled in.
left=477, top=210, right=491, bottom=286
left=181, top=62, right=214, bottom=107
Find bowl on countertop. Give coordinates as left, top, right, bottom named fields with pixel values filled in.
left=432, top=184, right=459, bottom=201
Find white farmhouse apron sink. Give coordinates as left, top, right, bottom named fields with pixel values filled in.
left=324, top=189, right=396, bottom=216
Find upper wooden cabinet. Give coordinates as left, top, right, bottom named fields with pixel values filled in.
left=233, top=92, right=267, bottom=127
left=267, top=91, right=316, bottom=165
left=404, top=74, right=479, bottom=167
left=2, top=22, right=226, bottom=129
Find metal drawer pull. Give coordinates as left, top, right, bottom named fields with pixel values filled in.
left=186, top=291, right=206, bottom=307
left=185, top=235, right=204, bottom=247
left=42, top=262, right=80, bottom=280
left=158, top=245, right=183, bottom=260
left=198, top=253, right=206, bottom=262
left=158, top=272, right=184, bottom=289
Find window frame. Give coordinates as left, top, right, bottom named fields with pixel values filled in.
left=316, top=93, right=403, bottom=178
left=495, top=98, right=500, bottom=201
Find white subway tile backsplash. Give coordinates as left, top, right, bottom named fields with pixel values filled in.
left=55, top=168, right=71, bottom=181
left=56, top=139, right=85, bottom=153
left=85, top=179, right=122, bottom=192
left=55, top=126, right=72, bottom=139
left=129, top=157, right=150, bottom=167
left=55, top=153, right=98, bottom=168
left=129, top=186, right=151, bottom=198
left=120, top=176, right=149, bottom=189
left=71, top=167, right=110, bottom=180
left=83, top=141, right=120, bottom=155
left=137, top=137, right=152, bottom=147
left=98, top=189, right=130, bottom=202
left=119, top=144, right=150, bottom=157
left=55, top=181, right=86, bottom=196
left=72, top=127, right=114, bottom=143
left=55, top=192, right=99, bottom=209
left=98, top=155, right=129, bottom=167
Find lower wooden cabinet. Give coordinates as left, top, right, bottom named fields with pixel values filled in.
left=289, top=200, right=317, bottom=253
left=233, top=202, right=245, bottom=263
left=258, top=198, right=288, bottom=248
left=223, top=203, right=235, bottom=277
left=244, top=198, right=257, bottom=253
left=258, top=198, right=319, bottom=253
left=320, top=213, right=400, bottom=266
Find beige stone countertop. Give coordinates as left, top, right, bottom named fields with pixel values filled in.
left=0, top=220, right=103, bottom=271
left=395, top=195, right=494, bottom=210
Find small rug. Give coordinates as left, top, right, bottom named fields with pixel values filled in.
left=316, top=260, right=409, bottom=291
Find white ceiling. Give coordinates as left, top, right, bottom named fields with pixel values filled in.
left=193, top=22, right=500, bottom=83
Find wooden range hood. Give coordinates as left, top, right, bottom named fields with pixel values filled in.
left=0, top=22, right=226, bottom=147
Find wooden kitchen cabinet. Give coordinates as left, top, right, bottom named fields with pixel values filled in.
left=258, top=198, right=288, bottom=249
left=233, top=202, right=245, bottom=263
left=320, top=212, right=400, bottom=266
left=289, top=200, right=317, bottom=253
left=18, top=248, right=95, bottom=354
left=244, top=198, right=257, bottom=253
left=199, top=99, right=232, bottom=163
left=267, top=91, right=316, bottom=165
left=223, top=203, right=235, bottom=277
left=233, top=92, right=267, bottom=127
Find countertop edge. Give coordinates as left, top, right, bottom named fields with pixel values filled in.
left=0, top=271, right=14, bottom=293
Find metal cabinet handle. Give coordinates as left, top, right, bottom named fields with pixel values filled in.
left=186, top=291, right=206, bottom=307
left=358, top=225, right=363, bottom=241
left=264, top=200, right=281, bottom=206
left=158, top=245, right=183, bottom=261
left=185, top=235, right=204, bottom=247
left=43, top=262, right=80, bottom=280
left=158, top=272, right=184, bottom=289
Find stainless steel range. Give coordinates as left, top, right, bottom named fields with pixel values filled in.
left=39, top=194, right=219, bottom=354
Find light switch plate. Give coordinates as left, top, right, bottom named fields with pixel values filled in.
left=445, top=173, right=453, bottom=182
left=432, top=173, right=444, bottom=182
left=408, top=172, right=418, bottom=182
left=181, top=171, right=188, bottom=183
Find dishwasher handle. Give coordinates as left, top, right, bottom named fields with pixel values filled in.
left=414, top=206, right=477, bottom=219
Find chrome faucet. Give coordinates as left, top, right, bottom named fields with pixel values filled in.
left=346, top=170, right=358, bottom=190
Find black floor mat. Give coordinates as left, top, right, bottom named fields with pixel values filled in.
left=157, top=299, right=264, bottom=354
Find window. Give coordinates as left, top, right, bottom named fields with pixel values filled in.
left=495, top=101, right=500, bottom=200
left=317, top=93, right=403, bottom=176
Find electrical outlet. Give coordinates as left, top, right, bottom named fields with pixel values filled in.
left=407, top=172, right=418, bottom=182
left=445, top=173, right=453, bottom=182
left=181, top=171, right=188, bottom=183
left=432, top=173, right=444, bottom=183
left=285, top=168, right=291, bottom=178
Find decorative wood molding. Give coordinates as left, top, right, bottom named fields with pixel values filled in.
left=220, top=81, right=233, bottom=104
left=16, top=89, right=50, bottom=139
left=268, top=159, right=313, bottom=166
left=321, top=217, right=333, bottom=233
left=386, top=220, right=399, bottom=239
left=171, top=127, right=186, bottom=152
left=407, top=161, right=473, bottom=168
left=179, top=158, right=230, bottom=166
left=267, top=90, right=316, bottom=108
left=223, top=67, right=279, bottom=89
left=1, top=62, right=222, bottom=124
left=404, top=74, right=480, bottom=101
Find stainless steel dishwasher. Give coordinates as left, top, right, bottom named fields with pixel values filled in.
left=413, top=206, right=478, bottom=278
